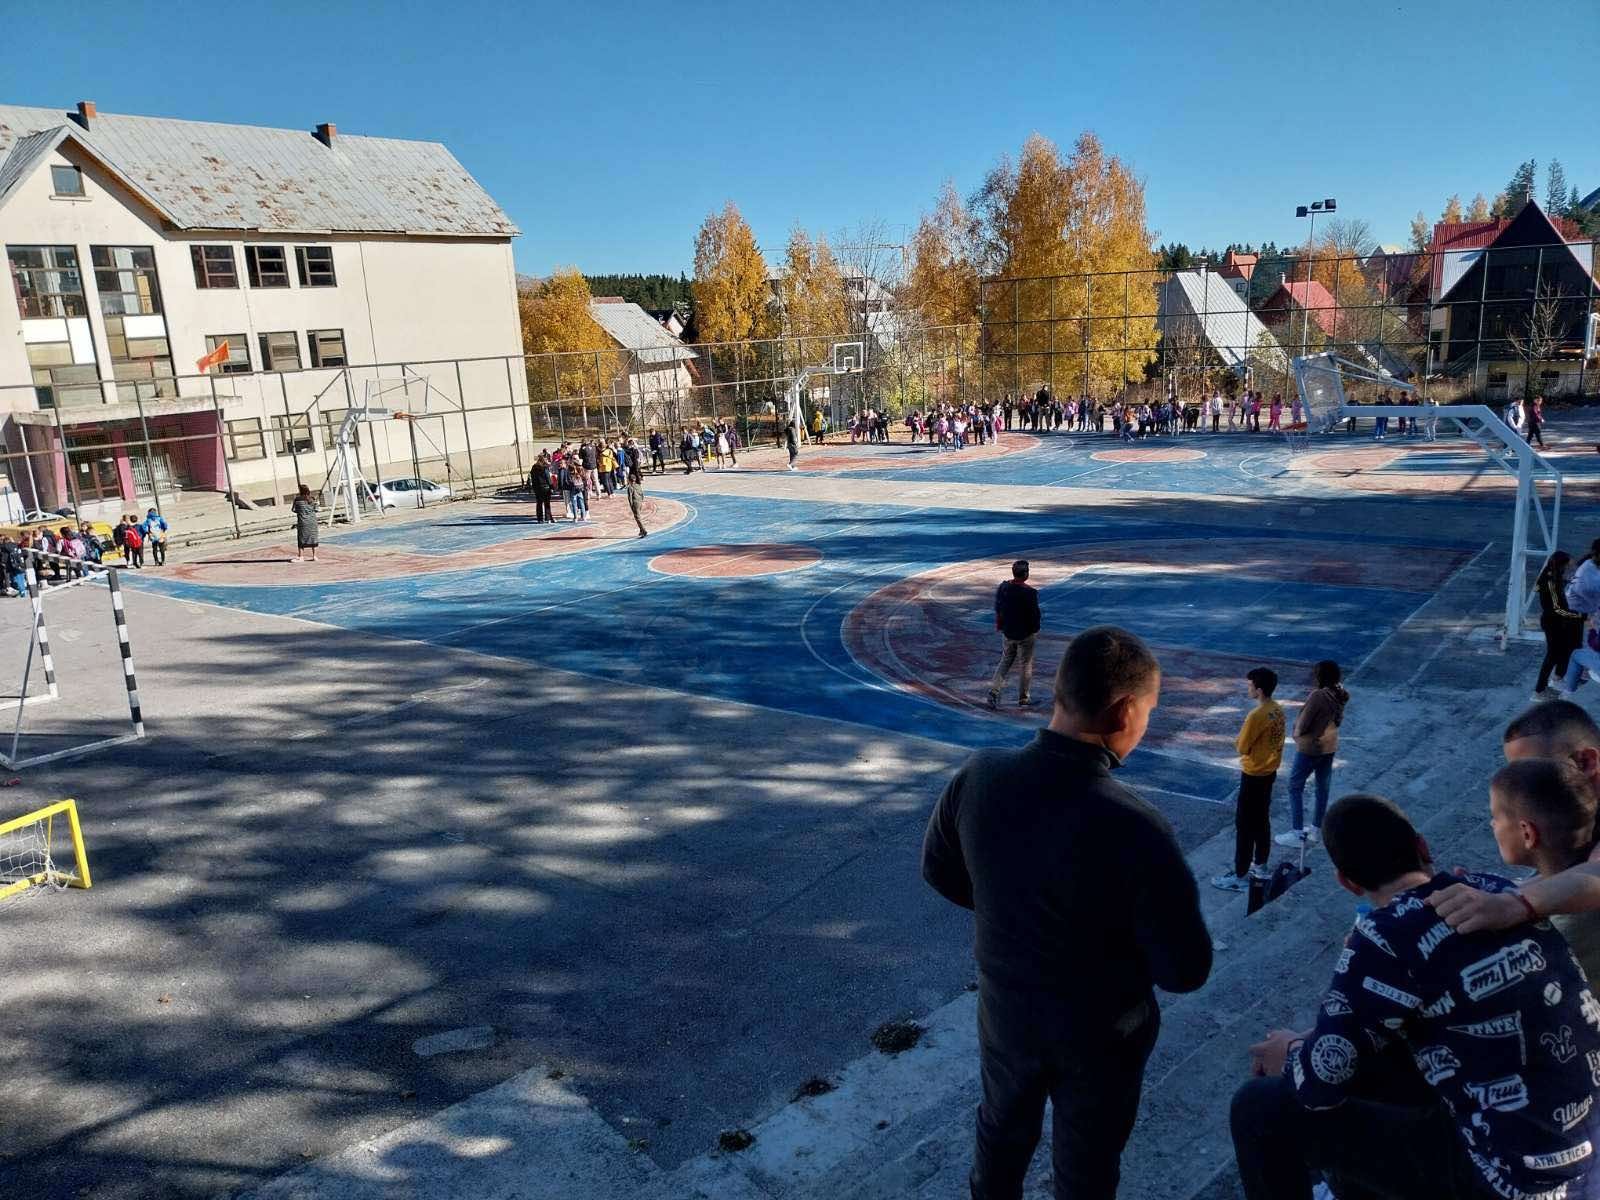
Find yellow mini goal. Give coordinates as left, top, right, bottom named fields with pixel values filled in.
left=0, top=799, right=91, bottom=901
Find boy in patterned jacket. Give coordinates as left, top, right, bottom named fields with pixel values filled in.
left=1232, top=793, right=1600, bottom=1200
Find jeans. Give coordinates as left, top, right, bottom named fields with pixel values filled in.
left=1287, top=750, right=1334, bottom=831
left=9, top=571, right=26, bottom=597
left=972, top=989, right=1159, bottom=1199
left=566, top=490, right=587, bottom=519
left=988, top=634, right=1036, bottom=701
left=1563, top=644, right=1600, bottom=691
left=1234, top=771, right=1275, bottom=876
left=1231, top=1071, right=1495, bottom=1200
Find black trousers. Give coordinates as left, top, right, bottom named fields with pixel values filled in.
left=650, top=449, right=665, bottom=472
left=1234, top=771, right=1275, bottom=877
left=150, top=538, right=166, bottom=565
left=1231, top=1069, right=1496, bottom=1200
left=972, top=989, right=1158, bottom=1199
left=533, top=493, right=552, bottom=522
left=1539, top=616, right=1583, bottom=691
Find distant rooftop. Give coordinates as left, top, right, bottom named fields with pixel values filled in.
left=588, top=298, right=696, bottom=365
left=0, top=102, right=518, bottom=238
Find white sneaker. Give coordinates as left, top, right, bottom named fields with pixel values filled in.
left=1210, top=872, right=1248, bottom=893
left=1274, top=829, right=1307, bottom=848
left=1248, top=864, right=1273, bottom=883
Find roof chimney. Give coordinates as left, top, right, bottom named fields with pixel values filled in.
left=73, top=100, right=96, bottom=130
left=314, top=122, right=336, bottom=147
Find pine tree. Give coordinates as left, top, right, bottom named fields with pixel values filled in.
left=1546, top=160, right=1570, bottom=215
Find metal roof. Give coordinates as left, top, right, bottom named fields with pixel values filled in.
left=588, top=300, right=696, bottom=366
left=1158, top=270, right=1282, bottom=373
left=0, top=104, right=518, bottom=238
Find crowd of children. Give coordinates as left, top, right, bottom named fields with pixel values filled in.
left=0, top=507, right=169, bottom=597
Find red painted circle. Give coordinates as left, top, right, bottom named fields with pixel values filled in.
left=649, top=543, right=822, bottom=578
left=1089, top=447, right=1206, bottom=463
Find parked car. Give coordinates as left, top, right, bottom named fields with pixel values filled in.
left=362, top=477, right=452, bottom=509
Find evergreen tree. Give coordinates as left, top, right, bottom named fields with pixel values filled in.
left=1546, top=160, right=1570, bottom=215
left=1500, top=160, right=1537, bottom=214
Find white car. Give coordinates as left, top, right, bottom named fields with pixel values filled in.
left=364, top=477, right=452, bottom=509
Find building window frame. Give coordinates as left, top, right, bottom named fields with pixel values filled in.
left=307, top=328, right=348, bottom=368
left=225, top=418, right=267, bottom=461
left=51, top=164, right=86, bottom=197
left=91, top=245, right=163, bottom=316
left=270, top=413, right=315, bottom=456
left=205, top=333, right=252, bottom=375
left=258, top=331, right=302, bottom=373
left=245, top=245, right=291, bottom=289
left=191, top=244, right=239, bottom=290
left=295, top=245, right=337, bottom=288
left=7, top=244, right=89, bottom=318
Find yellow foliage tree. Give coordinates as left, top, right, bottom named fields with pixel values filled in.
left=778, top=227, right=848, bottom=353
left=519, top=267, right=612, bottom=402
left=906, top=182, right=980, bottom=369
left=1467, top=193, right=1492, bottom=222
left=692, top=202, right=772, bottom=398
left=1442, top=195, right=1464, bottom=223
left=974, top=132, right=1156, bottom=398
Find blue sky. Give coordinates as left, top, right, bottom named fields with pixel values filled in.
left=9, top=0, right=1597, bottom=276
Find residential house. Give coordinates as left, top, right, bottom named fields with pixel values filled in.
left=1156, top=267, right=1282, bottom=386
left=1428, top=200, right=1597, bottom=398
left=1213, top=251, right=1257, bottom=301
left=1, top=101, right=525, bottom=517
left=587, top=297, right=696, bottom=429
left=1256, top=279, right=1339, bottom=347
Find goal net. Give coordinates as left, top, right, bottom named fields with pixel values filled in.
left=2, top=562, right=144, bottom=771
left=0, top=799, right=91, bottom=901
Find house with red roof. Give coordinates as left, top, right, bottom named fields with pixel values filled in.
left=1213, top=251, right=1257, bottom=301
left=1255, top=279, right=1339, bottom=340
left=1427, top=200, right=1598, bottom=399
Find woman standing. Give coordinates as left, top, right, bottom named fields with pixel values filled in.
left=714, top=425, right=730, bottom=468
left=559, top=456, right=588, bottom=522
left=1534, top=551, right=1584, bottom=698
left=1275, top=660, right=1349, bottom=848
left=1527, top=395, right=1546, bottom=448
left=292, top=484, right=319, bottom=563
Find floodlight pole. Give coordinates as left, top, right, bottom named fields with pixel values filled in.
left=1295, top=198, right=1337, bottom=360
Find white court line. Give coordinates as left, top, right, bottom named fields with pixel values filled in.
left=1044, top=460, right=1122, bottom=488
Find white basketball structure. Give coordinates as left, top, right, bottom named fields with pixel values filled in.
left=324, top=368, right=448, bottom=527
left=784, top=342, right=865, bottom=438
left=1293, top=353, right=1561, bottom=646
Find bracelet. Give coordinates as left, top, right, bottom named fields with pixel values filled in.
left=1515, top=893, right=1540, bottom=922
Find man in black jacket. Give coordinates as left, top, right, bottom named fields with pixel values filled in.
left=924, top=626, right=1213, bottom=1199
left=986, top=560, right=1042, bottom=710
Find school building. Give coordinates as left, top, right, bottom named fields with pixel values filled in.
left=0, top=101, right=526, bottom=519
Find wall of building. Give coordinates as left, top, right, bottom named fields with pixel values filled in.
left=1, top=139, right=529, bottom=508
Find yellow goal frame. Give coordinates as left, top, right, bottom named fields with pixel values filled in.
left=0, top=799, right=91, bottom=900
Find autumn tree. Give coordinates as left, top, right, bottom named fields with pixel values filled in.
left=777, top=227, right=848, bottom=347
left=1442, top=195, right=1464, bottom=223
left=972, top=132, right=1156, bottom=398
left=692, top=202, right=772, bottom=403
left=1409, top=212, right=1431, bottom=253
left=1467, top=193, right=1492, bottom=222
left=905, top=182, right=981, bottom=401
left=519, top=267, right=612, bottom=405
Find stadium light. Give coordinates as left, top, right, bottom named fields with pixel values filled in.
left=1295, top=197, right=1339, bottom=360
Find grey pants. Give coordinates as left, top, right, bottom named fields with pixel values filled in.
left=988, top=634, right=1036, bottom=701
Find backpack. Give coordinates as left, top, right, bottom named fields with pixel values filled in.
left=124, top=527, right=143, bottom=550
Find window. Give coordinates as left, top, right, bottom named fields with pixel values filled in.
left=205, top=333, right=252, bottom=375
left=51, top=165, right=85, bottom=197
left=320, top=407, right=349, bottom=439
left=258, top=331, right=301, bottom=372
left=191, top=245, right=238, bottom=289
left=103, top=315, right=176, bottom=400
left=307, top=328, right=347, bottom=367
left=7, top=245, right=88, bottom=318
left=295, top=245, right=336, bottom=287
left=91, top=246, right=162, bottom=315
left=245, top=245, right=290, bottom=288
left=224, top=418, right=267, bottom=462
left=270, top=413, right=315, bottom=455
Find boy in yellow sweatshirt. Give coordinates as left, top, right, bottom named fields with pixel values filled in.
left=1212, top=667, right=1286, bottom=892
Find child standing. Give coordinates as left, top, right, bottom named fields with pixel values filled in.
left=121, top=517, right=144, bottom=569
left=1213, top=667, right=1286, bottom=892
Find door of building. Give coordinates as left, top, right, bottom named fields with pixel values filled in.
left=65, top=434, right=123, bottom=504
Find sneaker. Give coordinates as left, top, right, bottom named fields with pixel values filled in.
left=1274, top=829, right=1308, bottom=848
left=1249, top=864, right=1274, bottom=883
left=985, top=692, right=999, bottom=711
left=1211, top=872, right=1248, bottom=893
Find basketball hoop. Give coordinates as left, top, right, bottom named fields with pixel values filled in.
left=393, top=411, right=414, bottom=422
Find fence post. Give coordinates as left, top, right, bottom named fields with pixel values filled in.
left=208, top=375, right=242, bottom=540
left=49, top=402, right=84, bottom=518
left=505, top=357, right=525, bottom=479
left=453, top=360, right=479, bottom=495
left=131, top=388, right=165, bottom=519
left=278, top=374, right=303, bottom=495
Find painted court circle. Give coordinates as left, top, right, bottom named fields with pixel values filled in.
left=649, top=543, right=822, bottom=578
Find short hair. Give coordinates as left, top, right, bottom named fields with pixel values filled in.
left=1313, top=660, right=1342, bottom=688
left=1503, top=701, right=1600, bottom=757
left=1053, top=626, right=1160, bottom=716
left=1247, top=667, right=1278, bottom=697
left=1012, top=560, right=1029, bottom=580
left=1322, top=794, right=1427, bottom=890
left=1492, top=758, right=1597, bottom=862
